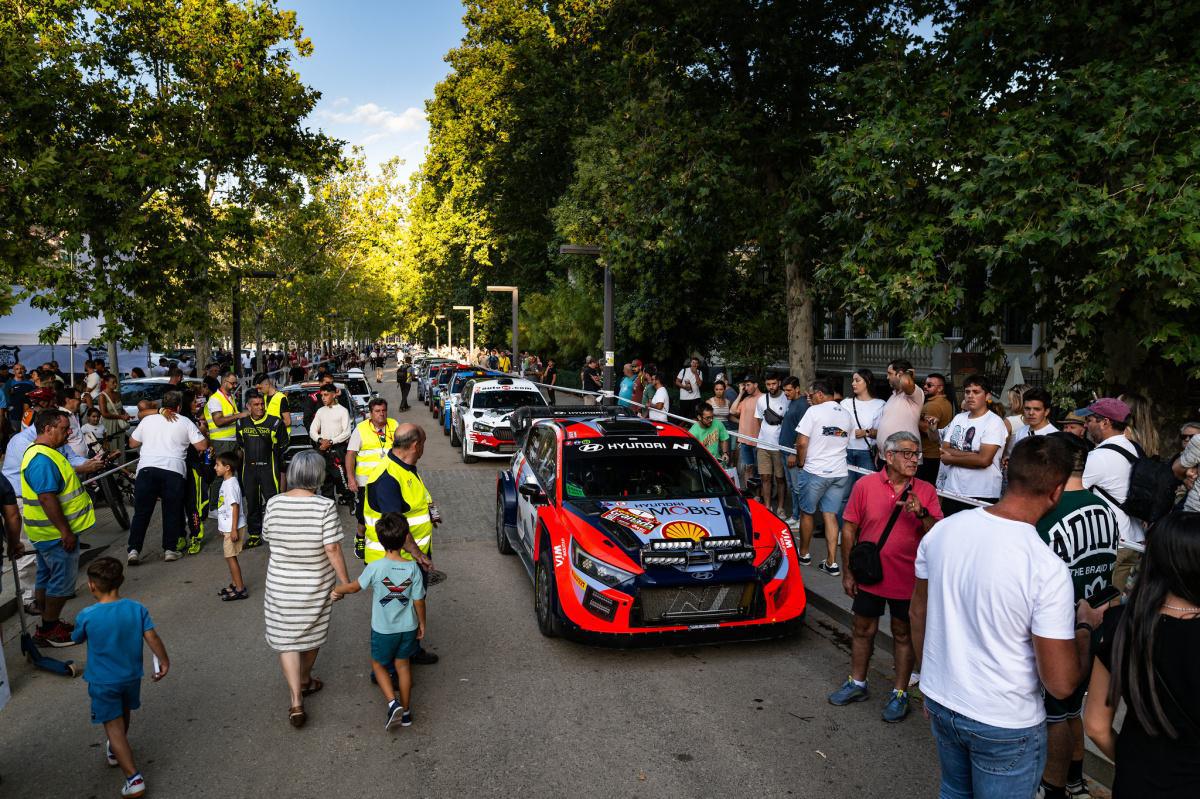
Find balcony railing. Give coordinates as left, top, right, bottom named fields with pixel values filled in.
left=816, top=338, right=962, bottom=374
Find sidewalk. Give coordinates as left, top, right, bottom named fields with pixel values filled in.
left=799, top=552, right=1116, bottom=792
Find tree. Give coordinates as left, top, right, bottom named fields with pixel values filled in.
left=817, top=1, right=1200, bottom=406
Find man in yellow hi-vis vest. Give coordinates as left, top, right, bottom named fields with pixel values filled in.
left=255, top=373, right=292, bottom=429
left=20, top=409, right=97, bottom=647
left=362, top=423, right=439, bottom=664
left=345, top=398, right=398, bottom=559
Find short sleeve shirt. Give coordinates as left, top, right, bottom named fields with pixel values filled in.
left=71, top=598, right=155, bottom=684
left=688, top=421, right=729, bottom=458
left=795, top=400, right=852, bottom=476
left=844, top=471, right=942, bottom=598
left=937, top=411, right=1008, bottom=498
left=23, top=452, right=64, bottom=495
left=876, top=386, right=925, bottom=446
left=217, top=478, right=246, bottom=533
left=358, top=558, right=426, bottom=634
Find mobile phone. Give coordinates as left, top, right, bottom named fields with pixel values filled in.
left=1086, top=585, right=1122, bottom=608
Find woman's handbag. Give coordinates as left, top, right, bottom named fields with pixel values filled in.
left=851, top=398, right=877, bottom=461
left=848, top=483, right=911, bottom=585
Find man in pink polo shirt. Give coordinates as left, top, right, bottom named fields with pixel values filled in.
left=829, top=430, right=942, bottom=722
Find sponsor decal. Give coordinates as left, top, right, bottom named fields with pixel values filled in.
left=661, top=520, right=710, bottom=542
left=0, top=346, right=19, bottom=368
left=779, top=530, right=794, bottom=550
left=600, top=507, right=658, bottom=535
left=692, top=570, right=714, bottom=580
left=630, top=503, right=722, bottom=517
left=553, top=542, right=565, bottom=568
left=572, top=440, right=669, bottom=453
left=579, top=442, right=602, bottom=452
left=571, top=571, right=586, bottom=590
left=672, top=442, right=691, bottom=450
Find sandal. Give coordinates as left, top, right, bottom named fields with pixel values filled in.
left=217, top=584, right=237, bottom=598
left=289, top=705, right=306, bottom=728
left=301, top=677, right=323, bottom=697
left=220, top=588, right=249, bottom=602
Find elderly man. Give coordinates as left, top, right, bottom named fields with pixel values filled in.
left=363, top=423, right=439, bottom=665
left=831, top=431, right=943, bottom=722
left=127, top=390, right=208, bottom=564
left=19, top=410, right=101, bottom=646
left=4, top=414, right=104, bottom=613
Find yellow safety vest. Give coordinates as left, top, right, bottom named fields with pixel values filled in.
left=20, top=444, right=96, bottom=542
left=264, top=391, right=286, bottom=422
left=352, top=418, right=398, bottom=480
left=205, top=390, right=238, bottom=440
left=363, top=457, right=432, bottom=564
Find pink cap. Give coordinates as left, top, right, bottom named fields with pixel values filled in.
left=1086, top=397, right=1131, bottom=423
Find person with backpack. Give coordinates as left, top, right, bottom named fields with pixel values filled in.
left=1082, top=397, right=1180, bottom=594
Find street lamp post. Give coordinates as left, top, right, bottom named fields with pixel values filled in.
left=486, top=286, right=519, bottom=373
left=559, top=244, right=611, bottom=399
left=452, top=305, right=475, bottom=359
left=435, top=314, right=445, bottom=352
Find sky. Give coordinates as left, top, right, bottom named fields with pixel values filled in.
left=284, top=0, right=468, bottom=181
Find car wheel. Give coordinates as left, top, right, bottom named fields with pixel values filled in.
left=450, top=423, right=461, bottom=447
left=534, top=545, right=562, bottom=637
left=462, top=435, right=477, bottom=464
left=495, top=494, right=513, bottom=554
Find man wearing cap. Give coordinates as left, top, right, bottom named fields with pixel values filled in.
left=1060, top=409, right=1088, bottom=438
left=1080, top=397, right=1141, bottom=592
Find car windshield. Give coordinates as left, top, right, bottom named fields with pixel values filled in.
left=341, top=377, right=370, bottom=396
left=472, top=390, right=544, bottom=410
left=451, top=372, right=489, bottom=392
left=561, top=440, right=735, bottom=500
left=120, top=382, right=172, bottom=405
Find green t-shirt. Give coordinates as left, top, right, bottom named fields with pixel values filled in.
left=1035, top=489, right=1120, bottom=602
left=688, top=421, right=729, bottom=459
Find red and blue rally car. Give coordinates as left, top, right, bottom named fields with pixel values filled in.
left=496, top=407, right=807, bottom=642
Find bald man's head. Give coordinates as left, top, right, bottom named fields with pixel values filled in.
left=394, top=423, right=426, bottom=451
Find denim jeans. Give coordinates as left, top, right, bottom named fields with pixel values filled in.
left=925, top=697, right=1047, bottom=799
left=841, top=448, right=877, bottom=523
left=785, top=465, right=804, bottom=518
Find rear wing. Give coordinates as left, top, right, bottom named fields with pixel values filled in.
left=510, top=405, right=637, bottom=445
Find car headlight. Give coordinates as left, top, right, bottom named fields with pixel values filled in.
left=572, top=540, right=635, bottom=587
left=756, top=543, right=783, bottom=581
left=474, top=422, right=493, bottom=433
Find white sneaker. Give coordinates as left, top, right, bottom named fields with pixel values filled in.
left=784, top=517, right=799, bottom=530
left=163, top=550, right=182, bottom=562
left=126, top=550, right=140, bottom=566
left=121, top=773, right=146, bottom=797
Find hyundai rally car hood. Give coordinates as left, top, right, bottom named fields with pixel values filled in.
left=569, top=498, right=738, bottom=547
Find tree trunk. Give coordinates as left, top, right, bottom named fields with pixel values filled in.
left=785, top=253, right=815, bottom=387
left=194, top=335, right=211, bottom=377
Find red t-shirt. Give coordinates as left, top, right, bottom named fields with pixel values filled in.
left=843, top=469, right=943, bottom=599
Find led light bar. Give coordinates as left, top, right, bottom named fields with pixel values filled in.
left=702, top=537, right=742, bottom=549
left=716, top=551, right=755, bottom=562
left=650, top=540, right=693, bottom=551
left=642, top=555, right=688, bottom=566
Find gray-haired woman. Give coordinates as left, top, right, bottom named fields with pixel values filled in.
left=263, top=450, right=350, bottom=728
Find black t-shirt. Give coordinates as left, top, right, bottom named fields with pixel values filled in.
left=544, top=365, right=557, bottom=384
left=1097, top=605, right=1200, bottom=797
left=582, top=366, right=600, bottom=389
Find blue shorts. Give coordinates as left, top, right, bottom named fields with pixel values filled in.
left=88, top=679, right=142, bottom=724
left=33, top=539, right=81, bottom=598
left=370, top=630, right=419, bottom=665
left=796, top=472, right=850, bottom=515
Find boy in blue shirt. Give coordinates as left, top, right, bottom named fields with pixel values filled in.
left=333, top=512, right=426, bottom=730
left=72, top=557, right=170, bottom=798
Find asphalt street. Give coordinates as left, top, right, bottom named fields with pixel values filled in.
left=0, top=369, right=942, bottom=798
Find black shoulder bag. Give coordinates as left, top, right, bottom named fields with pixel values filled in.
left=848, top=483, right=911, bottom=586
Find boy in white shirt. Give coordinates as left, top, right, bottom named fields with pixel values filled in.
left=215, top=452, right=248, bottom=601
left=938, top=374, right=1007, bottom=513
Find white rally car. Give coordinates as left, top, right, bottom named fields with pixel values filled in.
left=453, top=377, right=547, bottom=463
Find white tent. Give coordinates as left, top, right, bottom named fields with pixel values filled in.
left=0, top=294, right=152, bottom=376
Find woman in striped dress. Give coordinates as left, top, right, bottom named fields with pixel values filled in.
left=263, top=450, right=350, bottom=727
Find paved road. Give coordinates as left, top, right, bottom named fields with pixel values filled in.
left=0, top=369, right=941, bottom=797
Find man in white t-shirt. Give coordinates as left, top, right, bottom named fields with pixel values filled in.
left=912, top=435, right=1104, bottom=799
left=126, top=390, right=208, bottom=564
left=1080, top=397, right=1141, bottom=592
left=648, top=369, right=670, bottom=422
left=793, top=380, right=851, bottom=575
left=674, top=357, right=703, bottom=420
left=937, top=374, right=1007, bottom=512
left=83, top=359, right=102, bottom=399
left=754, top=374, right=790, bottom=517
left=1007, top=386, right=1059, bottom=454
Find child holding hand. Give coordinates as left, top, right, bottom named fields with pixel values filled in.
left=332, top=512, right=426, bottom=730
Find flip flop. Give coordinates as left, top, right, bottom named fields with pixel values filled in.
left=301, top=677, right=323, bottom=697
left=289, top=705, right=306, bottom=728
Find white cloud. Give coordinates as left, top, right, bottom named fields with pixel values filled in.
left=319, top=102, right=426, bottom=133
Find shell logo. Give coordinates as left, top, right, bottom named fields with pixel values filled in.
left=660, top=520, right=709, bottom=541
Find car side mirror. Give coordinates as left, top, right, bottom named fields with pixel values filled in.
left=519, top=482, right=549, bottom=505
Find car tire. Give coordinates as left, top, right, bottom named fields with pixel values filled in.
left=495, top=494, right=513, bottom=554
left=462, top=435, right=477, bottom=464
left=450, top=423, right=461, bottom=447
left=534, top=544, right=562, bottom=638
